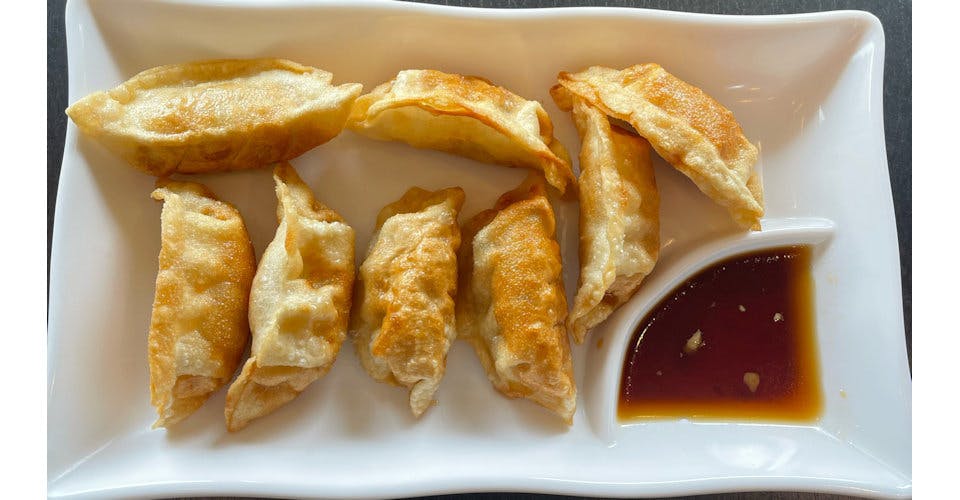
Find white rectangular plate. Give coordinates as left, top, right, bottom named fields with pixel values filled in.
left=49, top=0, right=912, bottom=498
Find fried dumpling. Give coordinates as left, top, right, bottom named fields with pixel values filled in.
left=457, top=174, right=576, bottom=424
left=66, top=58, right=362, bottom=176
left=225, top=163, right=355, bottom=432
left=148, top=180, right=256, bottom=428
left=353, top=187, right=464, bottom=417
left=555, top=64, right=763, bottom=229
left=347, top=69, right=576, bottom=194
left=551, top=87, right=660, bottom=344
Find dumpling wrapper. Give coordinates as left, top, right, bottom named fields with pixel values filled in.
left=66, top=58, right=362, bottom=176
left=457, top=174, right=576, bottom=424
left=347, top=69, right=576, bottom=194
left=148, top=180, right=256, bottom=428
left=353, top=187, right=464, bottom=417
left=224, top=163, right=355, bottom=432
left=551, top=87, right=660, bottom=344
left=556, top=64, right=763, bottom=229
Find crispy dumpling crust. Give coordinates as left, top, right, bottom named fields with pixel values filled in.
left=148, top=180, right=256, bottom=428
left=347, top=69, right=576, bottom=194
left=556, top=64, right=763, bottom=229
left=224, top=163, right=355, bottom=432
left=66, top=58, right=362, bottom=176
left=457, top=174, right=576, bottom=424
left=552, top=88, right=661, bottom=343
left=353, top=187, right=465, bottom=417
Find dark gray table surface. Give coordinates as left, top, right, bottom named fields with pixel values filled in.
left=46, top=1, right=911, bottom=499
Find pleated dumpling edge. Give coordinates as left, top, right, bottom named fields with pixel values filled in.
left=224, top=162, right=355, bottom=432
left=556, top=64, right=763, bottom=230
left=347, top=69, right=576, bottom=195
left=148, top=179, right=256, bottom=429
left=66, top=58, right=363, bottom=176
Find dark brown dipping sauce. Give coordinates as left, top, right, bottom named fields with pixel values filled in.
left=618, top=245, right=822, bottom=422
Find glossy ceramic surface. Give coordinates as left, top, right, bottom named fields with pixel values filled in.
left=48, top=1, right=910, bottom=498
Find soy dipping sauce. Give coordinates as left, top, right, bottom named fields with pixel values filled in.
left=618, top=245, right=822, bottom=422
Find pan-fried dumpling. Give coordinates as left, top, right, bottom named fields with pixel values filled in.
left=66, top=58, right=363, bottom=176
left=353, top=187, right=464, bottom=417
left=148, top=180, right=256, bottom=428
left=556, top=64, right=763, bottom=229
left=551, top=87, right=660, bottom=344
left=225, top=163, right=355, bottom=432
left=347, top=69, right=576, bottom=194
left=457, top=174, right=576, bottom=424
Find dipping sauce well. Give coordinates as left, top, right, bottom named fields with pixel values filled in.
left=618, top=245, right=822, bottom=422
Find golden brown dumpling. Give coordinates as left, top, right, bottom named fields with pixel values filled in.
left=225, top=163, right=355, bottom=432
left=556, top=64, right=763, bottom=229
left=457, top=174, right=576, bottom=424
left=347, top=69, right=576, bottom=194
left=66, top=58, right=362, bottom=176
left=353, top=187, right=464, bottom=417
left=148, top=180, right=256, bottom=428
left=551, top=87, right=660, bottom=344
